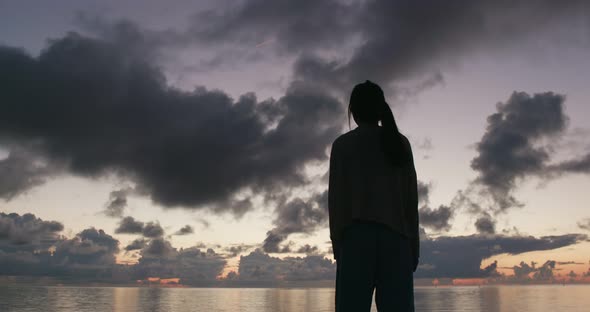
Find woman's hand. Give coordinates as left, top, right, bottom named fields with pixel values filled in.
left=332, top=239, right=341, bottom=260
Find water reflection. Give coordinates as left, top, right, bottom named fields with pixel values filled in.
left=113, top=288, right=139, bottom=311
left=1, top=285, right=590, bottom=312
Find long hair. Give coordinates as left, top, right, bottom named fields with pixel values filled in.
left=348, top=80, right=409, bottom=166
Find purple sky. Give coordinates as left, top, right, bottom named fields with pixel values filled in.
left=1, top=0, right=590, bottom=285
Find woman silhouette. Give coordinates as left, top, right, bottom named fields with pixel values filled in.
left=329, top=80, right=419, bottom=312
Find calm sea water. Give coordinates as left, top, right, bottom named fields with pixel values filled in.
left=0, top=285, right=589, bottom=312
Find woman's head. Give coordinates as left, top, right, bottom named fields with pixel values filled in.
left=348, top=80, right=410, bottom=166
left=348, top=80, right=386, bottom=126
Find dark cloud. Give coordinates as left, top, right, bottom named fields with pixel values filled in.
left=0, top=221, right=120, bottom=279
left=0, top=212, right=63, bottom=247
left=418, top=205, right=453, bottom=232
left=556, top=261, right=585, bottom=265
left=196, top=218, right=210, bottom=229
left=464, top=91, right=590, bottom=217
left=223, top=244, right=255, bottom=258
left=63, top=0, right=590, bottom=120
left=237, top=249, right=336, bottom=282
left=475, top=213, right=496, bottom=235
left=416, top=182, right=459, bottom=233
left=567, top=270, right=577, bottom=280
left=54, top=228, right=119, bottom=268
left=190, top=0, right=358, bottom=55
left=133, top=238, right=227, bottom=284
left=76, top=0, right=590, bottom=99
left=193, top=242, right=209, bottom=249
left=471, top=91, right=568, bottom=211
left=0, top=146, right=57, bottom=200
left=416, top=233, right=586, bottom=279
left=550, top=153, right=590, bottom=174
left=261, top=230, right=287, bottom=253
left=140, top=237, right=175, bottom=258
left=463, top=91, right=590, bottom=216
left=0, top=32, right=343, bottom=217
left=507, top=260, right=558, bottom=282
left=262, top=193, right=327, bottom=253
left=124, top=238, right=147, bottom=251
left=0, top=212, right=64, bottom=276
left=173, top=225, right=194, bottom=236
left=115, top=217, right=144, bottom=235
left=75, top=15, right=187, bottom=62
left=512, top=261, right=536, bottom=279
left=417, top=181, right=431, bottom=206
left=114, top=217, right=163, bottom=238
left=142, top=222, right=164, bottom=238
left=296, top=244, right=319, bottom=255
left=0, top=212, right=587, bottom=284
left=578, top=218, right=590, bottom=231
left=102, top=187, right=135, bottom=218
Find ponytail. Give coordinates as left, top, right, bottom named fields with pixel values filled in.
left=380, top=101, right=409, bottom=166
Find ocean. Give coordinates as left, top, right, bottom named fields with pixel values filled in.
left=0, top=285, right=588, bottom=311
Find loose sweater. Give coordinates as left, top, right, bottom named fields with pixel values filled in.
left=328, top=124, right=419, bottom=260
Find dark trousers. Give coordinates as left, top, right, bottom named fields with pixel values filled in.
left=335, top=221, right=414, bottom=312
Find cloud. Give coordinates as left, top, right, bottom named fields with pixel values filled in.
left=223, top=244, right=255, bottom=258
left=114, top=216, right=164, bottom=238
left=567, top=270, right=577, bottom=280
left=124, top=238, right=147, bottom=251
left=465, top=91, right=590, bottom=214
left=139, top=237, right=176, bottom=258
left=0, top=219, right=120, bottom=279
left=470, top=91, right=568, bottom=211
left=102, top=187, right=135, bottom=218
left=115, top=217, right=144, bottom=235
left=189, top=0, right=588, bottom=95
left=237, top=249, right=336, bottom=282
left=550, top=153, right=590, bottom=174
left=415, top=182, right=461, bottom=233
left=296, top=244, right=319, bottom=255
left=578, top=218, right=590, bottom=231
left=0, top=214, right=225, bottom=284
left=512, top=261, right=536, bottom=279
left=142, top=222, right=164, bottom=238
left=418, top=205, right=453, bottom=232
left=196, top=218, right=210, bottom=229
left=506, top=260, right=558, bottom=282
left=54, top=228, right=119, bottom=268
left=189, top=0, right=358, bottom=55
left=174, top=225, right=194, bottom=236
left=77, top=0, right=590, bottom=105
left=0, top=146, right=57, bottom=201
left=261, top=231, right=290, bottom=253
left=0, top=212, right=587, bottom=284
left=417, top=181, right=431, bottom=206
left=0, top=212, right=63, bottom=247
left=0, top=32, right=343, bottom=217
left=262, top=192, right=327, bottom=253
left=416, top=233, right=586, bottom=279
left=133, top=238, right=227, bottom=284
left=475, top=213, right=496, bottom=235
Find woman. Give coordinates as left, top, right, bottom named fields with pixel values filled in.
left=328, top=80, right=419, bottom=312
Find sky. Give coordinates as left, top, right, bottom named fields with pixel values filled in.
left=1, top=0, right=590, bottom=286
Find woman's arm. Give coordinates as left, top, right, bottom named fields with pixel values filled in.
left=328, top=138, right=344, bottom=260
left=404, top=136, right=420, bottom=272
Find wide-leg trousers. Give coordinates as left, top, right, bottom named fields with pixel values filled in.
left=335, top=221, right=414, bottom=312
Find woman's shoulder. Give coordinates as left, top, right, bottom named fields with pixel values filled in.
left=399, top=133, right=412, bottom=149
left=332, top=129, right=359, bottom=147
